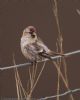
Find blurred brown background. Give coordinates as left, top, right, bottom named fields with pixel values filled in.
left=0, top=0, right=80, bottom=99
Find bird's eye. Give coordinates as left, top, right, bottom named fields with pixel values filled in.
left=29, top=31, right=33, bottom=34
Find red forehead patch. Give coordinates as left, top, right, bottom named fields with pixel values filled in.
left=28, top=26, right=36, bottom=32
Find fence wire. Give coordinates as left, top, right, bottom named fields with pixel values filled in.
left=0, top=50, right=80, bottom=71
left=38, top=88, right=80, bottom=100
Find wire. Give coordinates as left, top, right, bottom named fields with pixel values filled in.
left=38, top=88, right=80, bottom=100
left=0, top=50, right=80, bottom=71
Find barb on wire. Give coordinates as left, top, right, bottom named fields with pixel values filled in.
left=0, top=50, right=80, bottom=71
left=38, top=88, right=80, bottom=100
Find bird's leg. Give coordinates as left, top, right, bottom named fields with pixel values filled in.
left=31, top=60, right=37, bottom=66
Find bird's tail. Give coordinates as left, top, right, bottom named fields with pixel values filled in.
left=38, top=52, right=54, bottom=60
left=47, top=50, right=64, bottom=56
left=39, top=51, right=63, bottom=60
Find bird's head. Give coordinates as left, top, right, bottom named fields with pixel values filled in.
left=22, top=26, right=37, bottom=39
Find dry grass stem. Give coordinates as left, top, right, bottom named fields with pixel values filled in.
left=28, top=61, right=46, bottom=97
left=56, top=43, right=60, bottom=100
left=50, top=0, right=74, bottom=99
left=13, top=54, right=28, bottom=99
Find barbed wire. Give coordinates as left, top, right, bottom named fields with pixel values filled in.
left=0, top=50, right=80, bottom=71
left=38, top=88, right=80, bottom=100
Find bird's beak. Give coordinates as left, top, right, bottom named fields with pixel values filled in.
left=31, top=34, right=35, bottom=38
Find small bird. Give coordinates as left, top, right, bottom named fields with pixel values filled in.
left=20, top=26, right=62, bottom=63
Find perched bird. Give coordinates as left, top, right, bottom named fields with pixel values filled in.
left=20, top=26, right=62, bottom=63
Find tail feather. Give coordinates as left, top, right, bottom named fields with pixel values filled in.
left=38, top=52, right=52, bottom=60
left=38, top=51, right=64, bottom=60
left=47, top=51, right=64, bottom=56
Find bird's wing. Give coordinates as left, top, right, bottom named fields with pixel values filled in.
left=37, top=37, right=51, bottom=53
left=37, top=37, right=63, bottom=56
left=24, top=42, right=43, bottom=55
